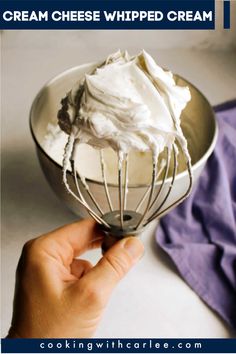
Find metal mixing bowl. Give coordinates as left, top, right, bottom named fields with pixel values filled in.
left=30, top=63, right=218, bottom=219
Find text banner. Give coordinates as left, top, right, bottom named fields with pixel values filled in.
left=0, top=1, right=215, bottom=30
left=2, top=338, right=236, bottom=353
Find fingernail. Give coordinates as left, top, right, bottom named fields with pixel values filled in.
left=122, top=237, right=144, bottom=261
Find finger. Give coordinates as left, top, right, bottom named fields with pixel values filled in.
left=70, top=259, right=93, bottom=278
left=45, top=219, right=104, bottom=256
left=88, top=238, right=103, bottom=251
left=23, top=219, right=103, bottom=272
left=37, top=219, right=103, bottom=258
left=75, top=237, right=144, bottom=307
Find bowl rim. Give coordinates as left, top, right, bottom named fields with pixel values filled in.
left=29, top=62, right=218, bottom=189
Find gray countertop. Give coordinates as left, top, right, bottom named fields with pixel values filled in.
left=2, top=31, right=236, bottom=338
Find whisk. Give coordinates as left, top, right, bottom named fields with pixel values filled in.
left=59, top=105, right=193, bottom=253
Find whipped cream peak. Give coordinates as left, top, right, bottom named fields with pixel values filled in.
left=58, top=50, right=191, bottom=159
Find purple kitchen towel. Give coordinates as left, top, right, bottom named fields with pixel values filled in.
left=156, top=100, right=236, bottom=330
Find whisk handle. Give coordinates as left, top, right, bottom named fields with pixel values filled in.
left=102, top=234, right=137, bottom=254
left=100, top=210, right=144, bottom=254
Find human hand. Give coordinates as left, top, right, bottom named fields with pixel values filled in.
left=8, top=219, right=144, bottom=338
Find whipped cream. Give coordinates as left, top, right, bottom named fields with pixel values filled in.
left=41, top=52, right=193, bottom=224
left=58, top=50, right=191, bottom=160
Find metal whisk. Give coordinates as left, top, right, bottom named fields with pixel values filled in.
left=60, top=102, right=193, bottom=252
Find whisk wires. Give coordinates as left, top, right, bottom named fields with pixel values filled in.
left=100, top=150, right=113, bottom=211
left=63, top=133, right=192, bottom=233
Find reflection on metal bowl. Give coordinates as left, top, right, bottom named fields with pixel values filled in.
left=30, top=63, right=218, bottom=219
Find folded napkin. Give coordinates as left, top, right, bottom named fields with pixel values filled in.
left=156, top=100, right=236, bottom=330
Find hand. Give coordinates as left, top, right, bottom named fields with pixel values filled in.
left=8, top=219, right=144, bottom=338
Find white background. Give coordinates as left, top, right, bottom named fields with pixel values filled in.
left=1, top=0, right=236, bottom=338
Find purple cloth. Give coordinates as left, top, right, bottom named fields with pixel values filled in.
left=156, top=100, right=236, bottom=330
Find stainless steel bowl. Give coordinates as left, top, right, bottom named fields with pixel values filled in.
left=30, top=63, right=218, bottom=218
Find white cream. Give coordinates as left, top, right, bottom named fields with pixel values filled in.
left=43, top=50, right=193, bottom=190
left=42, top=130, right=155, bottom=185
left=63, top=50, right=191, bottom=160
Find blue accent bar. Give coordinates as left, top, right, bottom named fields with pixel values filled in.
left=223, top=0, right=230, bottom=29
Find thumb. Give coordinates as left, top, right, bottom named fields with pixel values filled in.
left=80, top=237, right=144, bottom=302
